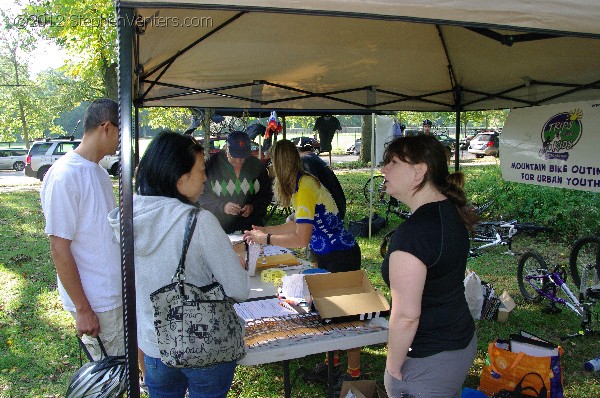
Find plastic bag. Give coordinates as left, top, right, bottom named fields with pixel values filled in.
left=464, top=269, right=484, bottom=320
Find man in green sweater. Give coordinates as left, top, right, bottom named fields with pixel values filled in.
left=200, top=131, right=272, bottom=233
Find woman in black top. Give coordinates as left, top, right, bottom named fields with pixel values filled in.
left=381, top=135, right=479, bottom=398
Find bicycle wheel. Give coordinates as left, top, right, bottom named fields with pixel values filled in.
left=517, top=251, right=548, bottom=303
left=471, top=223, right=499, bottom=242
left=363, top=175, right=387, bottom=208
left=379, top=229, right=395, bottom=258
left=569, top=236, right=600, bottom=290
left=513, top=222, right=552, bottom=235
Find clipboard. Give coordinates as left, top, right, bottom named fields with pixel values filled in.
left=509, top=333, right=559, bottom=357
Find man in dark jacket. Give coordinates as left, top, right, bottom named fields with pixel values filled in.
left=298, top=141, right=346, bottom=219
left=200, top=131, right=272, bottom=233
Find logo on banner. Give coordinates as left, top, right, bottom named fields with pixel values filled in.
left=539, top=109, right=583, bottom=161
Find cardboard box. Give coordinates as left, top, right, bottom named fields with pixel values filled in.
left=304, top=270, right=390, bottom=323
left=497, top=290, right=516, bottom=322
left=340, top=380, right=388, bottom=398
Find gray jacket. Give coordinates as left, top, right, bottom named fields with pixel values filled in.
left=108, top=195, right=249, bottom=358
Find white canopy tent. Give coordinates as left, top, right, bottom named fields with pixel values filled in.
left=124, top=0, right=600, bottom=112
left=115, top=1, right=600, bottom=395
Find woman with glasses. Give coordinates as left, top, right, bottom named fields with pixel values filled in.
left=108, top=131, right=249, bottom=398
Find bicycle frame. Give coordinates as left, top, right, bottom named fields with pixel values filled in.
left=524, top=269, right=587, bottom=320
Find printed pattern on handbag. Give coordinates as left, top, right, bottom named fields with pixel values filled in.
left=150, top=281, right=246, bottom=368
left=149, top=208, right=246, bottom=368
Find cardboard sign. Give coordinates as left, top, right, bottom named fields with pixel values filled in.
left=500, top=99, right=600, bottom=192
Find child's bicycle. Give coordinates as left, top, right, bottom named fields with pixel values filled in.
left=569, top=235, right=600, bottom=302
left=517, top=251, right=599, bottom=340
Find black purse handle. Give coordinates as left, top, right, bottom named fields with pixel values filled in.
left=173, top=208, right=200, bottom=283
left=514, top=372, right=547, bottom=398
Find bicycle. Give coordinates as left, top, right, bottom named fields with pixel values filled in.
left=470, top=219, right=551, bottom=256
left=569, top=235, right=600, bottom=301
left=362, top=174, right=411, bottom=222
left=517, top=251, right=599, bottom=340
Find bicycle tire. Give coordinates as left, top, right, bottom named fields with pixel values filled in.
left=363, top=175, right=387, bottom=208
left=517, top=251, right=548, bottom=303
left=569, top=236, right=600, bottom=291
left=379, top=229, right=395, bottom=258
left=513, top=222, right=552, bottom=235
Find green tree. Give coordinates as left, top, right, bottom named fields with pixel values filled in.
left=0, top=7, right=37, bottom=144
left=26, top=0, right=117, bottom=99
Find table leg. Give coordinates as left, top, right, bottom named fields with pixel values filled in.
left=283, top=359, right=291, bottom=398
left=327, top=351, right=335, bottom=398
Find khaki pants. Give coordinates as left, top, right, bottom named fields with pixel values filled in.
left=70, top=305, right=125, bottom=360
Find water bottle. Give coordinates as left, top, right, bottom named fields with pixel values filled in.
left=583, top=356, right=600, bottom=372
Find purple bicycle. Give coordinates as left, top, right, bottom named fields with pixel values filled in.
left=517, top=251, right=599, bottom=340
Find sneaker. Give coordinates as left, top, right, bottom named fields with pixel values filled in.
left=302, top=362, right=341, bottom=384
left=139, top=378, right=149, bottom=395
left=333, top=371, right=362, bottom=396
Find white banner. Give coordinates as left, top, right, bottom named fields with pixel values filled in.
left=500, top=100, right=600, bottom=192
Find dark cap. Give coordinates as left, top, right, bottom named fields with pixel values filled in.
left=227, top=131, right=252, bottom=158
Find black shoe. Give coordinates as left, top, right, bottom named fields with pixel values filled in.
left=302, top=362, right=341, bottom=385
left=333, top=371, right=362, bottom=397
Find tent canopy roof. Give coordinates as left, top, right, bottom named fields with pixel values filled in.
left=122, top=0, right=600, bottom=112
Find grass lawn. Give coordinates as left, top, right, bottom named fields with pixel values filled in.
left=1, top=165, right=599, bottom=397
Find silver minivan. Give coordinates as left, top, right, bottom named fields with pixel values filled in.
left=0, top=149, right=28, bottom=171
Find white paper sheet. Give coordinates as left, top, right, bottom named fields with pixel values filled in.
left=234, top=298, right=297, bottom=321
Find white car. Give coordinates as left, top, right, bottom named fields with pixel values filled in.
left=25, top=138, right=119, bottom=181
left=0, top=148, right=28, bottom=171
left=99, top=152, right=120, bottom=176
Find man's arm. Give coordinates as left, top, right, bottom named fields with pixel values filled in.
left=49, top=235, right=100, bottom=337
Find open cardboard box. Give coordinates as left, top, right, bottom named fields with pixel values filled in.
left=304, top=270, right=390, bottom=323
left=496, top=290, right=516, bottom=322
left=340, top=380, right=388, bottom=398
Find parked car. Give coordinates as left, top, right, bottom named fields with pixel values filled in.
left=434, top=133, right=456, bottom=154
left=346, top=138, right=361, bottom=155
left=25, top=137, right=120, bottom=181
left=459, top=133, right=477, bottom=150
left=468, top=132, right=500, bottom=158
left=290, top=136, right=321, bottom=154
left=0, top=148, right=27, bottom=171
left=99, top=152, right=120, bottom=176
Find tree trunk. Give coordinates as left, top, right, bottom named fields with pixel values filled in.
left=360, top=115, right=372, bottom=163
left=104, top=62, right=118, bottom=101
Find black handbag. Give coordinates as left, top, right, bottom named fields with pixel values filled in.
left=348, top=213, right=387, bottom=237
left=149, top=208, right=246, bottom=368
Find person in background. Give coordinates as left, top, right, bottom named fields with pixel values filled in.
left=243, top=139, right=362, bottom=393
left=380, top=135, right=478, bottom=398
left=422, top=119, right=433, bottom=135
left=200, top=131, right=271, bottom=233
left=297, top=140, right=346, bottom=220
left=108, top=131, right=249, bottom=398
left=40, top=99, right=124, bottom=360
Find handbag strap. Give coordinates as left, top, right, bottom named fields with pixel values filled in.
left=514, top=372, right=547, bottom=398
left=77, top=335, right=109, bottom=362
left=489, top=343, right=526, bottom=374
left=173, top=208, right=200, bottom=282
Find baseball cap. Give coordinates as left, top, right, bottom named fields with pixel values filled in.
left=227, top=131, right=252, bottom=158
